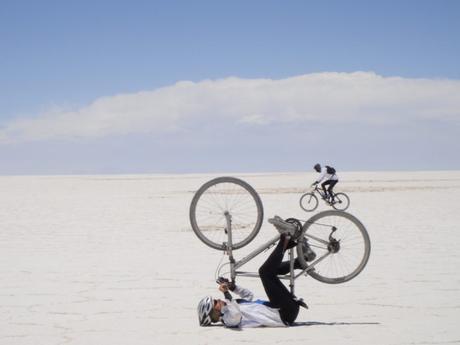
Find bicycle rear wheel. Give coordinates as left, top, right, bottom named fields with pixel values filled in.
left=296, top=210, right=370, bottom=284
left=189, top=177, right=264, bottom=250
left=299, top=193, right=319, bottom=212
left=332, top=192, right=350, bottom=211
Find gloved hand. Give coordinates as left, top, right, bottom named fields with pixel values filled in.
left=216, top=277, right=236, bottom=291
left=311, top=181, right=318, bottom=186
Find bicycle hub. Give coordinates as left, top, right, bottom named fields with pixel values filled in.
left=328, top=238, right=341, bottom=253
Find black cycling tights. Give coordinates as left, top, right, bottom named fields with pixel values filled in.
left=258, top=240, right=299, bottom=325
left=321, top=179, right=338, bottom=197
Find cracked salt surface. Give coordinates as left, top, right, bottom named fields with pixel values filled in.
left=0, top=171, right=459, bottom=344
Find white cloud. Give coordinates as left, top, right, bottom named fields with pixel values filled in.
left=1, top=72, right=459, bottom=143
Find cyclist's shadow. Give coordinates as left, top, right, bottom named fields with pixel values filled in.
left=293, top=321, right=380, bottom=327
left=219, top=321, right=381, bottom=331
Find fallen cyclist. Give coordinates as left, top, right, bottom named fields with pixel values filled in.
left=197, top=217, right=312, bottom=328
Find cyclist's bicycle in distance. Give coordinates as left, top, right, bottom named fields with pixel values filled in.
left=300, top=185, right=350, bottom=212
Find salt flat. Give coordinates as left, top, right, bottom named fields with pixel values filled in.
left=0, top=171, right=459, bottom=345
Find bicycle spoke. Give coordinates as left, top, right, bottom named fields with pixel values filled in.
left=190, top=177, right=264, bottom=250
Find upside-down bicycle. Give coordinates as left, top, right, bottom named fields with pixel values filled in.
left=189, top=176, right=370, bottom=294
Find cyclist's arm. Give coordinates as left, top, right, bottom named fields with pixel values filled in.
left=219, top=283, right=254, bottom=301
left=221, top=301, right=242, bottom=328
left=232, top=285, right=254, bottom=301
left=315, top=171, right=327, bottom=184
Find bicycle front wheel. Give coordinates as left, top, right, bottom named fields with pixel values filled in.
left=189, top=177, right=264, bottom=250
left=299, top=193, right=319, bottom=212
left=332, top=192, right=350, bottom=211
left=297, top=210, right=370, bottom=284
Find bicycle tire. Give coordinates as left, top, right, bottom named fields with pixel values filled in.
left=189, top=176, right=264, bottom=250
left=332, top=192, right=350, bottom=211
left=296, top=210, right=370, bottom=284
left=299, top=193, right=319, bottom=212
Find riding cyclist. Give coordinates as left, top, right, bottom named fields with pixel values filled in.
left=197, top=217, right=310, bottom=328
left=313, top=163, right=338, bottom=203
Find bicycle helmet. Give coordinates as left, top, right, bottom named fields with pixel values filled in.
left=197, top=296, right=214, bottom=326
left=314, top=163, right=321, bottom=172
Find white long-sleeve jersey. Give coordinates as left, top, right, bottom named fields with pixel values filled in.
left=315, top=168, right=338, bottom=183
left=221, top=285, right=286, bottom=328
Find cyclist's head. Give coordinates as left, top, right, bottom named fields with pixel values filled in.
left=314, top=163, right=321, bottom=172
left=197, top=296, right=221, bottom=326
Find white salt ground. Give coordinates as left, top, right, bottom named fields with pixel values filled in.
left=0, top=171, right=459, bottom=345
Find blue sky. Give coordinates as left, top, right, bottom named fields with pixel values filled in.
left=1, top=0, right=459, bottom=174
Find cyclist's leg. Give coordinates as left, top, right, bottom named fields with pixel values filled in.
left=328, top=180, right=338, bottom=200
left=258, top=235, right=299, bottom=324
left=321, top=180, right=331, bottom=198
left=277, top=258, right=303, bottom=275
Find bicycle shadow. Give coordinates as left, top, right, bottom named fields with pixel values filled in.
left=293, top=321, right=381, bottom=327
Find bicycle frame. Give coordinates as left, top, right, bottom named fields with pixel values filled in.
left=222, top=212, right=332, bottom=294
left=313, top=185, right=331, bottom=199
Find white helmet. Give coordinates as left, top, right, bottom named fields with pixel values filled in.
left=197, top=296, right=214, bottom=326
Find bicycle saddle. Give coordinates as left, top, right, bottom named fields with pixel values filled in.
left=268, top=216, right=299, bottom=236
